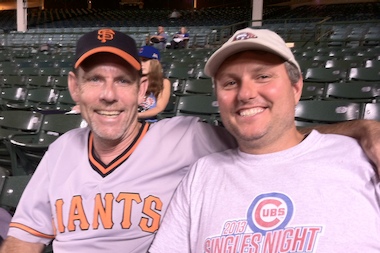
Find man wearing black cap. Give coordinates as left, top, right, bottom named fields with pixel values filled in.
left=0, top=28, right=236, bottom=253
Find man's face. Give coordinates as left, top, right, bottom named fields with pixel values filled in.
left=214, top=50, right=303, bottom=154
left=158, top=26, right=164, bottom=33
left=68, top=53, right=146, bottom=143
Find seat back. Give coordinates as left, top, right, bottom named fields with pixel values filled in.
left=178, top=79, right=214, bottom=96
left=0, top=87, right=28, bottom=108
left=7, top=88, right=60, bottom=110
left=0, top=167, right=31, bottom=209
left=324, top=82, right=380, bottom=102
left=295, top=100, right=362, bottom=124
left=304, top=68, right=347, bottom=83
left=301, top=82, right=326, bottom=100
left=40, top=113, right=86, bottom=135
left=0, top=110, right=43, bottom=133
left=176, top=95, right=219, bottom=123
left=348, top=68, right=380, bottom=82
left=157, top=96, right=178, bottom=120
left=362, top=103, right=380, bottom=121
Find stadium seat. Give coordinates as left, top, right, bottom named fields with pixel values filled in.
left=165, top=67, right=193, bottom=79
left=0, top=110, right=43, bottom=174
left=0, top=166, right=31, bottom=211
left=304, top=68, right=347, bottom=83
left=0, top=87, right=29, bottom=109
left=176, top=95, right=219, bottom=123
left=9, top=113, right=86, bottom=175
left=157, top=95, right=178, bottom=120
left=176, top=78, right=214, bottom=96
left=295, top=100, right=362, bottom=125
left=6, top=88, right=59, bottom=111
left=362, top=103, right=380, bottom=121
left=300, top=82, right=326, bottom=100
left=348, top=68, right=380, bottom=82
left=35, top=89, right=75, bottom=113
left=324, top=82, right=379, bottom=102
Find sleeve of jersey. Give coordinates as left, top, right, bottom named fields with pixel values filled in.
left=149, top=158, right=201, bottom=252
left=7, top=153, right=55, bottom=245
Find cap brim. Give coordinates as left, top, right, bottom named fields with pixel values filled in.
left=75, top=46, right=141, bottom=70
left=204, top=41, right=296, bottom=78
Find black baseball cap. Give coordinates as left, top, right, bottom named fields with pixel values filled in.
left=74, top=28, right=141, bottom=71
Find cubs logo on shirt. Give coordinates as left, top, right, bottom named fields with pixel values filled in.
left=247, top=192, right=293, bottom=234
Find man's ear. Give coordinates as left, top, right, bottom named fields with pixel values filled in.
left=138, top=76, right=148, bottom=104
left=293, top=76, right=304, bottom=105
left=68, top=71, right=80, bottom=104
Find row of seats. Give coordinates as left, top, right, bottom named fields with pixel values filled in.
left=163, top=65, right=380, bottom=83
left=0, top=76, right=68, bottom=89
left=0, top=87, right=74, bottom=112
left=0, top=111, right=85, bottom=176
left=157, top=93, right=380, bottom=126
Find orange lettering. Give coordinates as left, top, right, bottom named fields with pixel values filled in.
left=116, top=193, right=142, bottom=229
left=139, top=195, right=162, bottom=233
left=67, top=196, right=90, bottom=231
left=93, top=193, right=114, bottom=229
left=55, top=199, right=65, bottom=233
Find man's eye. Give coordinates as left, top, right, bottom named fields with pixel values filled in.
left=222, top=81, right=237, bottom=89
left=118, top=79, right=133, bottom=85
left=258, top=74, right=270, bottom=80
left=89, top=77, right=100, bottom=82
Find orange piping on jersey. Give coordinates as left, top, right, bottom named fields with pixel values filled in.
left=88, top=122, right=150, bottom=175
left=9, top=222, right=55, bottom=239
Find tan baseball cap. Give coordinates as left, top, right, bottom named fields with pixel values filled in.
left=204, top=28, right=301, bottom=77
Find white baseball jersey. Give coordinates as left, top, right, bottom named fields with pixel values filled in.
left=7, top=116, right=236, bottom=253
left=150, top=130, right=380, bottom=252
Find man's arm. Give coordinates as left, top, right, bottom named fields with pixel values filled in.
left=0, top=236, right=45, bottom=253
left=299, top=119, right=380, bottom=169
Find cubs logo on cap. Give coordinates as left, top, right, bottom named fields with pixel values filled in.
left=74, top=29, right=141, bottom=71
left=204, top=28, right=301, bottom=77
left=233, top=32, right=258, bottom=41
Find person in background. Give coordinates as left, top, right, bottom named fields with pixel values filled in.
left=149, top=28, right=380, bottom=252
left=138, top=46, right=171, bottom=122
left=150, top=26, right=168, bottom=51
left=170, top=27, right=189, bottom=49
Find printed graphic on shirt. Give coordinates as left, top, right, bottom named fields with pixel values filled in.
left=138, top=95, right=155, bottom=112
left=204, top=192, right=323, bottom=253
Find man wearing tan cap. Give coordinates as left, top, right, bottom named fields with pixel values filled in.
left=0, top=28, right=236, bottom=253
left=149, top=28, right=380, bottom=252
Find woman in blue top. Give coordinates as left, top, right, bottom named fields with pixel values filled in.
left=170, top=27, right=190, bottom=49
left=138, top=46, right=171, bottom=122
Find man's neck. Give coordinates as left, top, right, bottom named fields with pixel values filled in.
left=92, top=122, right=143, bottom=165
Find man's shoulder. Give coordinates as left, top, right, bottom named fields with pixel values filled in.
left=149, top=116, right=236, bottom=148
left=49, top=126, right=89, bottom=147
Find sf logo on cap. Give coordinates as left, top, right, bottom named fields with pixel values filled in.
left=98, top=29, right=115, bottom=43
left=233, top=32, right=258, bottom=41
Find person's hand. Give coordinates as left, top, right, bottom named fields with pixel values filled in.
left=358, top=120, right=380, bottom=171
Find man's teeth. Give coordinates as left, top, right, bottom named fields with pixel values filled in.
left=240, top=108, right=264, bottom=117
left=98, top=111, right=120, bottom=116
